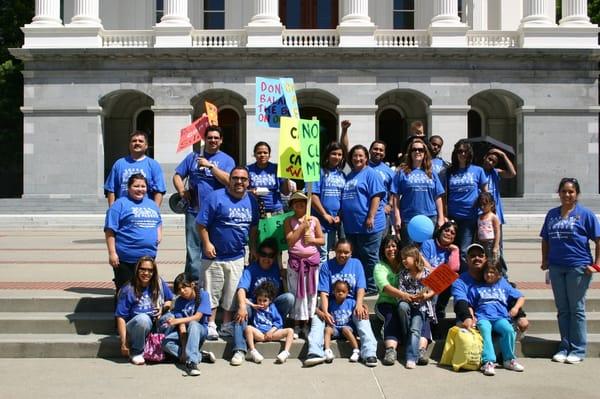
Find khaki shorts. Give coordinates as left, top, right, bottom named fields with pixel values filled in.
left=201, top=257, right=245, bottom=312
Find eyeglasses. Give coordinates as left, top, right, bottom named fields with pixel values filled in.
left=231, top=176, right=249, bottom=182
left=138, top=268, right=154, bottom=274
left=258, top=250, right=276, bottom=259
left=411, top=147, right=426, bottom=153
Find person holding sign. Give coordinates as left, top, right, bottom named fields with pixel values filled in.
left=247, top=141, right=290, bottom=214
left=284, top=191, right=325, bottom=339
left=341, top=145, right=386, bottom=295
left=173, top=126, right=235, bottom=282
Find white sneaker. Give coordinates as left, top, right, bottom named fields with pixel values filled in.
left=220, top=321, right=234, bottom=338
left=482, top=361, right=495, bottom=376
left=130, top=354, right=145, bottom=365
left=405, top=360, right=416, bottom=369
left=349, top=349, right=360, bottom=363
left=324, top=348, right=335, bottom=363
left=276, top=350, right=290, bottom=364
left=552, top=352, right=568, bottom=363
left=248, top=349, right=264, bottom=364
left=230, top=350, right=245, bottom=366
left=503, top=359, right=525, bottom=372
left=207, top=322, right=219, bottom=341
left=566, top=354, right=582, bottom=364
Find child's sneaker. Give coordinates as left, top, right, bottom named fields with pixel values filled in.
left=503, top=359, right=525, bottom=371
left=207, top=322, right=219, bottom=341
left=230, top=350, right=245, bottom=366
left=201, top=350, right=216, bottom=364
left=324, top=348, right=335, bottom=363
left=349, top=348, right=360, bottom=363
left=219, top=321, right=234, bottom=338
left=276, top=350, right=290, bottom=364
left=130, top=354, right=145, bottom=365
left=482, top=361, right=496, bottom=376
left=248, top=349, right=264, bottom=364
left=185, top=362, right=201, bottom=376
left=405, top=360, right=416, bottom=369
left=382, top=347, right=396, bottom=366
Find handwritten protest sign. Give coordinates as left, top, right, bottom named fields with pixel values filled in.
left=258, top=211, right=294, bottom=250
left=299, top=119, right=320, bottom=182
left=280, top=78, right=299, bottom=119
left=205, top=101, right=218, bottom=126
left=264, top=96, right=289, bottom=128
left=176, top=115, right=209, bottom=153
left=256, top=77, right=285, bottom=127
left=277, top=117, right=303, bottom=179
left=422, top=264, right=459, bottom=294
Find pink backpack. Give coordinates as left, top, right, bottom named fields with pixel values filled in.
left=143, top=333, right=165, bottom=362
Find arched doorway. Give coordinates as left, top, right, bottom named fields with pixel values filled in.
left=191, top=89, right=247, bottom=165
left=100, top=90, right=155, bottom=180
left=296, top=89, right=339, bottom=153
left=376, top=89, right=431, bottom=165
left=468, top=90, right=524, bottom=197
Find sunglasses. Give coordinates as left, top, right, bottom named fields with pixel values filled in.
left=258, top=251, right=276, bottom=259
left=138, top=267, right=154, bottom=274
left=411, top=147, right=426, bottom=153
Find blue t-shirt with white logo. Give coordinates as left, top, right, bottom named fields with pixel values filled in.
left=369, top=161, right=394, bottom=206
left=392, top=168, right=445, bottom=221
left=196, top=188, right=259, bottom=261
left=174, top=150, right=235, bottom=215
left=115, top=279, right=174, bottom=321
left=468, top=277, right=522, bottom=321
left=104, top=156, right=166, bottom=200
left=420, top=238, right=450, bottom=268
left=447, top=165, right=487, bottom=219
left=104, top=196, right=162, bottom=264
left=318, top=258, right=366, bottom=299
left=451, top=272, right=479, bottom=303
left=251, top=303, right=283, bottom=333
left=312, top=168, right=346, bottom=232
left=247, top=162, right=285, bottom=213
left=172, top=289, right=212, bottom=326
left=432, top=157, right=448, bottom=176
left=328, top=297, right=356, bottom=329
left=540, top=204, right=600, bottom=267
left=341, top=167, right=386, bottom=234
left=237, top=262, right=283, bottom=301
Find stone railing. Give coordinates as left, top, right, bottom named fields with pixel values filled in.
left=101, top=30, right=154, bottom=48
left=467, top=31, right=519, bottom=48
left=191, top=29, right=247, bottom=47
left=374, top=30, right=429, bottom=47
left=282, top=29, right=339, bottom=47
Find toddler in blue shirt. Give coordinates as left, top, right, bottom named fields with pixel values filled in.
left=324, top=280, right=360, bottom=363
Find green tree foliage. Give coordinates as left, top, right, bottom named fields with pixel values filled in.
left=589, top=0, right=600, bottom=24
left=0, top=0, right=33, bottom=197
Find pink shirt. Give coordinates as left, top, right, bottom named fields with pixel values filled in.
left=288, top=216, right=319, bottom=258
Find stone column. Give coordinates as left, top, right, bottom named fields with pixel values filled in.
left=428, top=105, right=470, bottom=161
left=340, top=0, right=372, bottom=26
left=249, top=0, right=281, bottom=25
left=31, top=0, right=62, bottom=26
left=151, top=104, right=195, bottom=178
left=157, top=0, right=191, bottom=26
left=560, top=0, right=592, bottom=26
left=155, top=0, right=192, bottom=47
left=337, top=0, right=375, bottom=47
left=429, top=0, right=468, bottom=47
left=470, top=0, right=489, bottom=31
left=69, top=0, right=102, bottom=26
left=431, top=0, right=463, bottom=27
left=520, top=0, right=554, bottom=26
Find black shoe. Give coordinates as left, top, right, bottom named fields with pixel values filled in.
left=417, top=348, right=429, bottom=366
left=185, top=362, right=201, bottom=376
left=303, top=353, right=325, bottom=367
left=201, top=350, right=216, bottom=364
left=365, top=356, right=378, bottom=367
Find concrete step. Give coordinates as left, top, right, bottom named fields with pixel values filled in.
left=0, top=312, right=115, bottom=335
left=520, top=312, right=600, bottom=335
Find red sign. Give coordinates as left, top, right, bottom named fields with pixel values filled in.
left=422, top=263, right=459, bottom=294
left=176, top=115, right=209, bottom=153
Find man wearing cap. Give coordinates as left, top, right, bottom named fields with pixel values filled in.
left=173, top=126, right=235, bottom=281
left=104, top=130, right=166, bottom=207
left=452, top=243, right=529, bottom=333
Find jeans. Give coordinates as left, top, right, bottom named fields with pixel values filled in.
left=397, top=301, right=425, bottom=362
left=126, top=313, right=153, bottom=356
left=162, top=320, right=208, bottom=364
left=232, top=292, right=294, bottom=353
left=375, top=302, right=402, bottom=342
left=307, top=313, right=377, bottom=359
left=549, top=265, right=591, bottom=358
left=184, top=212, right=203, bottom=281
left=346, top=232, right=384, bottom=293
left=477, top=318, right=516, bottom=363
left=452, top=217, right=477, bottom=273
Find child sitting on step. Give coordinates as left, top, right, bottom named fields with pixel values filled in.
left=323, top=280, right=360, bottom=363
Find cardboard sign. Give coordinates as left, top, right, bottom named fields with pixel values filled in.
left=264, top=96, right=290, bottom=128
left=205, top=101, right=219, bottom=126
left=258, top=211, right=294, bottom=251
left=422, top=263, right=459, bottom=294
left=280, top=77, right=299, bottom=119
left=299, top=119, right=320, bottom=182
left=176, top=115, right=209, bottom=153
left=256, top=77, right=285, bottom=127
left=277, top=117, right=303, bottom=179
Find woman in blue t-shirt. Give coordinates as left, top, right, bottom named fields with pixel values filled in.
left=445, top=140, right=487, bottom=268
left=540, top=177, right=600, bottom=364
left=392, top=137, right=445, bottom=246
left=247, top=141, right=289, bottom=215
left=114, top=256, right=174, bottom=365
left=341, top=145, right=386, bottom=294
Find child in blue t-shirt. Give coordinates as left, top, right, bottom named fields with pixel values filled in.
left=324, top=280, right=360, bottom=363
left=161, top=273, right=214, bottom=376
left=244, top=281, right=294, bottom=364
left=468, top=262, right=525, bottom=376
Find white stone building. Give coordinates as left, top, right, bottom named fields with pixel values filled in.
left=10, top=0, right=600, bottom=200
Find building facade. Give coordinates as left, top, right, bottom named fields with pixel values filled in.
left=11, top=0, right=600, bottom=199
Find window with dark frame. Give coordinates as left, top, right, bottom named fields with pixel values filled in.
left=393, top=0, right=415, bottom=29
left=155, top=0, right=164, bottom=23
left=204, top=0, right=225, bottom=29
left=279, top=0, right=338, bottom=29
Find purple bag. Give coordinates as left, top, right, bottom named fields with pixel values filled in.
left=143, top=333, right=165, bottom=362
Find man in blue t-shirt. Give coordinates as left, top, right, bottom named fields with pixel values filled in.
left=429, top=135, right=450, bottom=176
left=196, top=166, right=259, bottom=340
left=173, top=126, right=235, bottom=281
left=104, top=131, right=166, bottom=207
left=369, top=141, right=395, bottom=231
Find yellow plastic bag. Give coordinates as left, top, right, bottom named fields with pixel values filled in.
left=440, top=326, right=483, bottom=371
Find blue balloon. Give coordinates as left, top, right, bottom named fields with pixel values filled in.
left=407, top=215, right=434, bottom=243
